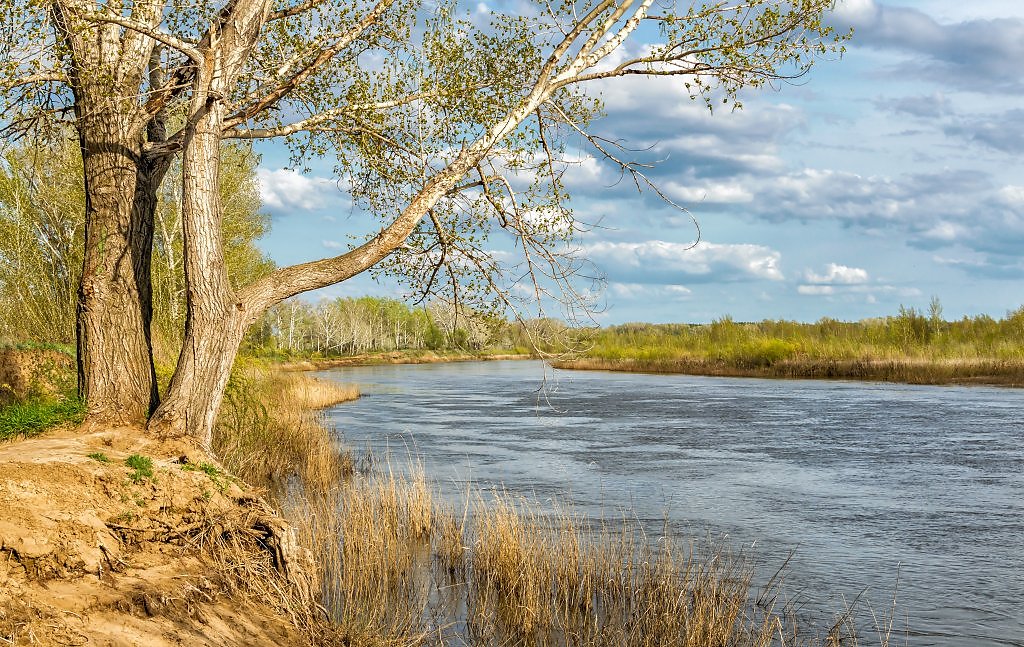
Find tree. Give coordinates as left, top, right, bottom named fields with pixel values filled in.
left=0, top=137, right=273, bottom=354
left=1, top=0, right=846, bottom=448
left=0, top=138, right=85, bottom=344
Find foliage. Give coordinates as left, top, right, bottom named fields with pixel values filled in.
left=0, top=137, right=274, bottom=350
left=248, top=295, right=562, bottom=357
left=575, top=300, right=1024, bottom=366
left=0, top=138, right=84, bottom=344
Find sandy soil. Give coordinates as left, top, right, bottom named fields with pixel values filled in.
left=0, top=426, right=313, bottom=646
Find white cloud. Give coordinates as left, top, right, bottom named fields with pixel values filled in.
left=257, top=168, right=337, bottom=212
left=798, top=285, right=836, bottom=295
left=833, top=0, right=880, bottom=23
left=664, top=180, right=754, bottom=204
left=581, top=240, right=784, bottom=285
left=322, top=240, right=343, bottom=249
left=608, top=283, right=692, bottom=300
left=997, top=185, right=1024, bottom=206
left=804, top=263, right=869, bottom=285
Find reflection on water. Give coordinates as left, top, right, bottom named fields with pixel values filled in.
left=322, top=360, right=1024, bottom=647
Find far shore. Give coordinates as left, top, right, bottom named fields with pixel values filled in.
left=552, top=356, right=1024, bottom=387
left=273, top=349, right=534, bottom=372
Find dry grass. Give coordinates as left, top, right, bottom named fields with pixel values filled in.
left=464, top=493, right=786, bottom=647
left=213, top=364, right=357, bottom=495
left=554, top=356, right=1024, bottom=387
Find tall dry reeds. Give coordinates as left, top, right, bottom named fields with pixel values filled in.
left=213, top=363, right=357, bottom=494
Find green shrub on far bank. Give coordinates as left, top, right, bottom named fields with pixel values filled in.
left=564, top=301, right=1024, bottom=385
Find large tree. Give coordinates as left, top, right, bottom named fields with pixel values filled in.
left=1, top=0, right=846, bottom=447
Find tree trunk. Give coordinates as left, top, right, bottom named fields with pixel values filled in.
left=75, top=117, right=159, bottom=426
left=148, top=69, right=250, bottom=447
left=59, top=2, right=167, bottom=428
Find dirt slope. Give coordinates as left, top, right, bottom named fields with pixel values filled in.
left=0, top=426, right=314, bottom=646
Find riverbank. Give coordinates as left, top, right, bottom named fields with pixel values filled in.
left=552, top=356, right=1024, bottom=386
left=274, top=348, right=533, bottom=371
left=0, top=366, right=359, bottom=646
left=0, top=427, right=317, bottom=645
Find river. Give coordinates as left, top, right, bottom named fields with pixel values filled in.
left=320, top=360, right=1024, bottom=646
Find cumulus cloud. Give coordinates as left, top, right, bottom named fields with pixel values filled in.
left=257, top=168, right=338, bottom=212
left=663, top=180, right=754, bottom=205
left=832, top=0, right=1024, bottom=93
left=580, top=240, right=784, bottom=285
left=804, top=263, right=869, bottom=285
left=607, top=283, right=692, bottom=301
left=797, top=283, right=921, bottom=299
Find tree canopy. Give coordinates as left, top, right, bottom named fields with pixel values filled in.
left=0, top=0, right=848, bottom=445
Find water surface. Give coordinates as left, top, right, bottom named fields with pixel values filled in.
left=322, top=360, right=1024, bottom=646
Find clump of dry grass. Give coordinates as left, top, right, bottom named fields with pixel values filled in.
left=464, top=492, right=782, bottom=647
left=213, top=364, right=357, bottom=495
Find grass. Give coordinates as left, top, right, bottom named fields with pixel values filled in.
left=181, top=461, right=232, bottom=491
left=213, top=363, right=358, bottom=495
left=292, top=466, right=888, bottom=647
left=0, top=394, right=86, bottom=441
left=556, top=306, right=1024, bottom=386
left=87, top=451, right=110, bottom=462
left=125, top=454, right=154, bottom=483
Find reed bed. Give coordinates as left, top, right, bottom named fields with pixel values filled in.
left=295, top=470, right=875, bottom=647
left=213, top=364, right=358, bottom=494
left=554, top=356, right=1024, bottom=386
left=557, top=309, right=1024, bottom=386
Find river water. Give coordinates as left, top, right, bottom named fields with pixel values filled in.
left=320, top=360, right=1024, bottom=646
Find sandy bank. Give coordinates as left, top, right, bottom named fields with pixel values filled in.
left=0, top=427, right=319, bottom=646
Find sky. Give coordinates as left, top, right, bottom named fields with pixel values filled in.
left=254, top=0, right=1024, bottom=325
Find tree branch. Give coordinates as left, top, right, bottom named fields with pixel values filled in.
left=268, top=0, right=326, bottom=20
left=0, top=73, right=68, bottom=89
left=223, top=0, right=395, bottom=130
left=77, top=12, right=203, bottom=64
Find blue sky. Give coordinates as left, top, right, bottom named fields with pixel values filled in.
left=254, top=0, right=1024, bottom=324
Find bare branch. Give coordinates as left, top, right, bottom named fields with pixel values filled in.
left=0, top=73, right=68, bottom=89
left=268, top=0, right=327, bottom=20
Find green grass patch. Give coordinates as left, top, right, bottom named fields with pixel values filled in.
left=0, top=340, right=76, bottom=356
left=182, top=461, right=231, bottom=491
left=0, top=395, right=86, bottom=442
left=125, top=454, right=154, bottom=483
left=87, top=451, right=110, bottom=463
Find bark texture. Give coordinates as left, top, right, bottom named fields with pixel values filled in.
left=58, top=0, right=166, bottom=426
left=75, top=103, right=159, bottom=425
